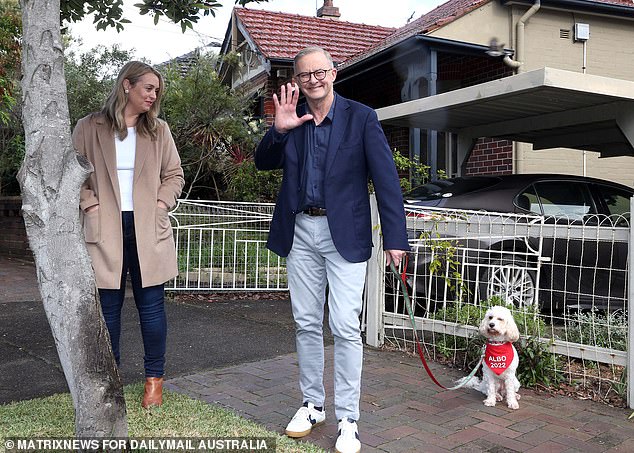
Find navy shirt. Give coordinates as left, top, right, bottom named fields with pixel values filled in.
left=300, top=96, right=336, bottom=210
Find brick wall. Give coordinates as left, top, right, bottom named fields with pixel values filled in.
left=438, top=56, right=514, bottom=175
left=439, top=55, right=513, bottom=88
left=382, top=125, right=410, bottom=157
left=0, top=197, right=31, bottom=259
left=464, top=138, right=513, bottom=176
left=261, top=77, right=278, bottom=127
left=339, top=68, right=404, bottom=110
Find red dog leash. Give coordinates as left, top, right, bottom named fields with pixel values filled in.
left=389, top=259, right=483, bottom=390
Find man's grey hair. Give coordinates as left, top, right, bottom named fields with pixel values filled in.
left=293, top=46, right=334, bottom=73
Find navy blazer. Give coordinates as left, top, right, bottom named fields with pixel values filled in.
left=255, top=94, right=410, bottom=263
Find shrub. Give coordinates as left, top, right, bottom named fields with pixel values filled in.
left=564, top=309, right=627, bottom=351
left=516, top=335, right=562, bottom=387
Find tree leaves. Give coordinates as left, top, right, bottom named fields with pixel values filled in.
left=61, top=0, right=270, bottom=32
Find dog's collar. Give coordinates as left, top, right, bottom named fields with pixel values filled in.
left=487, top=340, right=510, bottom=346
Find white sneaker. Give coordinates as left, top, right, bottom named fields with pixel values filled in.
left=335, top=418, right=361, bottom=453
left=285, top=402, right=326, bottom=438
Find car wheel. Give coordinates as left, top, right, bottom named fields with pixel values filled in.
left=479, top=256, right=539, bottom=309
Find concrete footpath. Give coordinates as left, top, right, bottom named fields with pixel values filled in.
left=1, top=255, right=634, bottom=452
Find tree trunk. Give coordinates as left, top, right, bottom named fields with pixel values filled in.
left=18, top=0, right=127, bottom=437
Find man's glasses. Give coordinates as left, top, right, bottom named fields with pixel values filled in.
left=295, top=68, right=333, bottom=83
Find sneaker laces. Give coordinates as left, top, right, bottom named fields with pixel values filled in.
left=291, top=406, right=311, bottom=422
left=338, top=418, right=359, bottom=441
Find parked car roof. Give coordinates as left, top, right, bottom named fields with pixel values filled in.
left=405, top=174, right=634, bottom=215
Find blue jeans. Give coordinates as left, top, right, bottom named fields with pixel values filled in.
left=98, top=211, right=167, bottom=378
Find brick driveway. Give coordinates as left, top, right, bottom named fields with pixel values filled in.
left=167, top=346, right=634, bottom=452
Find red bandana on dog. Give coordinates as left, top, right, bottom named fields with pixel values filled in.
left=484, top=342, right=514, bottom=375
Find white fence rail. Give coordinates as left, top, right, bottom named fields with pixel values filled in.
left=167, top=199, right=633, bottom=408
left=166, top=200, right=287, bottom=291
left=369, top=203, right=632, bottom=408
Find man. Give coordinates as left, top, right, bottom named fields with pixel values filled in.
left=255, top=46, right=409, bottom=453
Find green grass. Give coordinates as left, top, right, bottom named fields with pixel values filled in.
left=0, top=383, right=325, bottom=453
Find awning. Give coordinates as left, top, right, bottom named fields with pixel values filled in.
left=376, top=67, right=634, bottom=158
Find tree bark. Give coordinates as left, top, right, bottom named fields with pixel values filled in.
left=18, top=0, right=127, bottom=437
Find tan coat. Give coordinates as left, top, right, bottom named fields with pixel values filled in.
left=72, top=113, right=185, bottom=289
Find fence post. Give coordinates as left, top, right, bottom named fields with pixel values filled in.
left=364, top=194, right=384, bottom=347
left=626, top=197, right=634, bottom=409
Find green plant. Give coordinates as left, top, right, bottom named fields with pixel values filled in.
left=392, top=150, right=431, bottom=192
left=225, top=159, right=282, bottom=203
left=413, top=214, right=470, bottom=305
left=0, top=0, right=20, bottom=123
left=611, top=367, right=627, bottom=400
left=516, top=335, right=562, bottom=387
left=428, top=298, right=498, bottom=365
left=427, top=236, right=468, bottom=299
left=0, top=0, right=22, bottom=195
left=161, top=54, right=271, bottom=200
left=564, top=309, right=627, bottom=351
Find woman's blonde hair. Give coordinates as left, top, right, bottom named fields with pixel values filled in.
left=101, top=61, right=164, bottom=140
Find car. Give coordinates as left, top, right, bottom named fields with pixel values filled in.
left=399, top=174, right=634, bottom=312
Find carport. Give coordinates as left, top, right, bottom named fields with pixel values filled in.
left=375, top=67, right=634, bottom=408
left=376, top=67, right=634, bottom=174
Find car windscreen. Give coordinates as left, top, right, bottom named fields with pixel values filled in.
left=406, top=177, right=502, bottom=200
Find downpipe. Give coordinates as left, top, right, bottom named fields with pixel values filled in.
left=503, top=0, right=541, bottom=69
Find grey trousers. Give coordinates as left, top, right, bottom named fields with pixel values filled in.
left=286, top=213, right=367, bottom=421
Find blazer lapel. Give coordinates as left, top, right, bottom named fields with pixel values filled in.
left=325, top=95, right=351, bottom=176
left=96, top=118, right=121, bottom=210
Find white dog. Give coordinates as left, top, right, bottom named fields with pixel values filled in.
left=460, top=306, right=521, bottom=409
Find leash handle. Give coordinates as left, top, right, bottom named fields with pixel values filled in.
left=389, top=260, right=482, bottom=390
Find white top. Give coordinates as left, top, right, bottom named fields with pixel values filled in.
left=115, top=127, right=136, bottom=211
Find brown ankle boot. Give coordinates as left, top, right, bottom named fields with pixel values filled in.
left=142, top=377, right=163, bottom=408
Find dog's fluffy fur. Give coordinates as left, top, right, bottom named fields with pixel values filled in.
left=459, top=306, right=521, bottom=409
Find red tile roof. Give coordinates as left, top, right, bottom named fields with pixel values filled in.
left=234, top=0, right=634, bottom=70
left=234, top=7, right=395, bottom=63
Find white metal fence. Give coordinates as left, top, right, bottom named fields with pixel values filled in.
left=166, top=200, right=287, bottom=291
left=167, top=198, right=633, bottom=408
left=369, top=203, right=632, bottom=408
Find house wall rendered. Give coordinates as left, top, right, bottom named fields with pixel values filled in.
left=430, top=3, right=634, bottom=187
left=429, top=1, right=511, bottom=50
left=517, top=8, right=634, bottom=186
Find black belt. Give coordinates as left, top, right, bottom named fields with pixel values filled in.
left=302, top=207, right=327, bottom=216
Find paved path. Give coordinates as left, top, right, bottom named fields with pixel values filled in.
left=1, top=255, right=633, bottom=452
left=167, top=346, right=634, bottom=452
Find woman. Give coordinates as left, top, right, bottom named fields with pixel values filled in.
left=72, top=61, right=184, bottom=408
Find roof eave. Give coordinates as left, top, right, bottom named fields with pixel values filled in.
left=336, top=35, right=494, bottom=84
left=501, top=0, right=634, bottom=18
